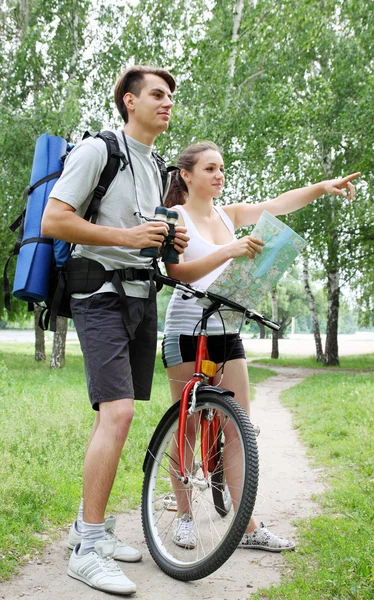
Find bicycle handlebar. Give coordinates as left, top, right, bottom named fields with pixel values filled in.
left=155, top=273, right=281, bottom=332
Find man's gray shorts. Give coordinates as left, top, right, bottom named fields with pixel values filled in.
left=70, top=292, right=157, bottom=411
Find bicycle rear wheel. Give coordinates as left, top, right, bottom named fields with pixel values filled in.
left=141, top=391, right=259, bottom=581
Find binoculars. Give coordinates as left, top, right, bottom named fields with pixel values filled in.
left=140, top=206, right=180, bottom=264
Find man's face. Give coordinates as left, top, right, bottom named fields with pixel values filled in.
left=125, top=73, right=174, bottom=134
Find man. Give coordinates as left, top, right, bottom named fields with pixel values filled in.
left=42, top=65, right=189, bottom=595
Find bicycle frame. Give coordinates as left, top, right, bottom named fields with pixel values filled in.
left=154, top=272, right=280, bottom=487
left=177, top=307, right=221, bottom=484
left=141, top=273, right=280, bottom=581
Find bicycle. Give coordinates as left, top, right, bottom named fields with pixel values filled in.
left=141, top=273, right=280, bottom=581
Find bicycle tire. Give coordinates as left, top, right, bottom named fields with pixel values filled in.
left=141, top=391, right=259, bottom=581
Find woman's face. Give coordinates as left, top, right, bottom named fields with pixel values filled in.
left=184, top=150, right=225, bottom=198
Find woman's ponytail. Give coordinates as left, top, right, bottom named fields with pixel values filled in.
left=164, top=169, right=187, bottom=208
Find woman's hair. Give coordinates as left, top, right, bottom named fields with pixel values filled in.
left=164, top=141, right=221, bottom=208
left=114, top=65, right=176, bottom=123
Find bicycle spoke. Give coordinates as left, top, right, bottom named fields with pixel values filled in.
left=142, top=394, right=258, bottom=580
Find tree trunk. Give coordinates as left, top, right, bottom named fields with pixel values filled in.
left=227, top=0, right=244, bottom=80
left=50, top=316, right=68, bottom=368
left=270, top=288, right=279, bottom=359
left=324, top=269, right=340, bottom=366
left=258, top=322, right=265, bottom=339
left=278, top=316, right=291, bottom=339
left=319, top=151, right=340, bottom=367
left=34, top=305, right=46, bottom=362
left=302, top=256, right=324, bottom=362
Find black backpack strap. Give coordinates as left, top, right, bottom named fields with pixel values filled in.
left=108, top=267, right=158, bottom=340
left=47, top=270, right=67, bottom=331
left=82, top=131, right=128, bottom=224
left=151, top=151, right=170, bottom=203
left=109, top=272, right=136, bottom=340
left=45, top=131, right=127, bottom=331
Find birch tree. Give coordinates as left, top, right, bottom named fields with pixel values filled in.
left=1, top=0, right=91, bottom=365
left=302, top=256, right=324, bottom=362
left=2, top=0, right=373, bottom=366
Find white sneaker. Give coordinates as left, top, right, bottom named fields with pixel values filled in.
left=172, top=514, right=196, bottom=549
left=68, top=516, right=142, bottom=562
left=238, top=522, right=295, bottom=552
left=68, top=539, right=137, bottom=594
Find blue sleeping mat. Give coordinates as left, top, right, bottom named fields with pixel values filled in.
left=12, top=134, right=67, bottom=303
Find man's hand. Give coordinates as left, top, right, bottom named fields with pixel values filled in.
left=125, top=221, right=169, bottom=249
left=173, top=226, right=190, bottom=255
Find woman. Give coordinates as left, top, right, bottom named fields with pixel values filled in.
left=162, top=141, right=359, bottom=551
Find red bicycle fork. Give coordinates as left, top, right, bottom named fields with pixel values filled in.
left=177, top=334, right=219, bottom=484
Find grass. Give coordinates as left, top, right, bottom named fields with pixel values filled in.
left=252, top=353, right=374, bottom=371
left=0, top=349, right=169, bottom=580
left=3, top=343, right=373, bottom=597
left=248, top=364, right=277, bottom=385
left=251, top=371, right=374, bottom=600
left=0, top=346, right=273, bottom=581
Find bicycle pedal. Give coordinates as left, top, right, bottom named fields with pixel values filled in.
left=163, top=494, right=178, bottom=511
left=252, top=424, right=260, bottom=437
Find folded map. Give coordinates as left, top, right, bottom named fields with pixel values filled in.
left=198, top=210, right=306, bottom=330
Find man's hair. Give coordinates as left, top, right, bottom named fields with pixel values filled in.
left=114, top=65, right=176, bottom=123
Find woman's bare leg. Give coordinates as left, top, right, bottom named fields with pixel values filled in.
left=213, top=358, right=257, bottom=533
left=167, top=358, right=257, bottom=532
left=166, top=363, right=197, bottom=516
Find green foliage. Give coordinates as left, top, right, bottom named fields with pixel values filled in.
left=119, top=0, right=374, bottom=329
left=1, top=0, right=373, bottom=329
left=0, top=0, right=91, bottom=319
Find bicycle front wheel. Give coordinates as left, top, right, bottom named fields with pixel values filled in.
left=211, top=455, right=232, bottom=517
left=141, top=391, right=259, bottom=581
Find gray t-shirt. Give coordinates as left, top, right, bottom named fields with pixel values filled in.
left=49, top=131, right=162, bottom=298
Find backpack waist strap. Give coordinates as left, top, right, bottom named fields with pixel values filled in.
left=104, top=266, right=152, bottom=283
left=63, top=257, right=156, bottom=340
left=65, top=257, right=153, bottom=295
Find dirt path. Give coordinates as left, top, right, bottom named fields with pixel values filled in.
left=1, top=367, right=325, bottom=600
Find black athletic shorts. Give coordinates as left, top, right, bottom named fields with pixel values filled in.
left=161, top=333, right=246, bottom=368
left=71, top=293, right=157, bottom=410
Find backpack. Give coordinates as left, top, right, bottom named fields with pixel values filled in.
left=4, top=130, right=169, bottom=332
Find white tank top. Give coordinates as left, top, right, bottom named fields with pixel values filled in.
left=164, top=205, right=236, bottom=335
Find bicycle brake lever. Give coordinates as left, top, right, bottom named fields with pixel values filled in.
left=176, top=283, right=206, bottom=301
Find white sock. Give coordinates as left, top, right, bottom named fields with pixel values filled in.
left=78, top=521, right=105, bottom=555
left=76, top=498, right=84, bottom=533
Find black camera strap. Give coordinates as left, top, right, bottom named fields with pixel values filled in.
left=121, top=131, right=163, bottom=220
left=116, top=132, right=160, bottom=335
